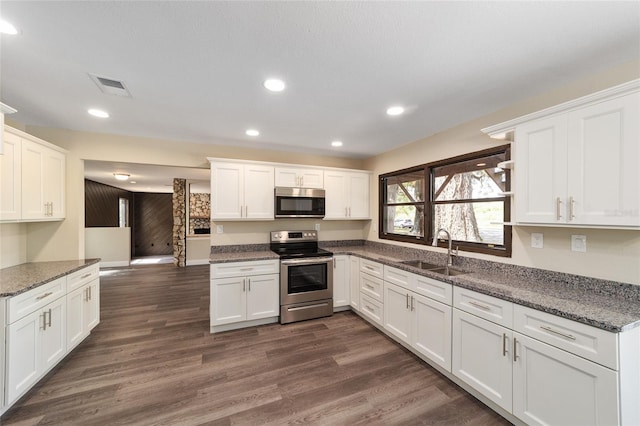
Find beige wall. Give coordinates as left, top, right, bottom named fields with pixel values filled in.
left=363, top=59, right=640, bottom=284
left=85, top=227, right=131, bottom=267
left=0, top=223, right=27, bottom=268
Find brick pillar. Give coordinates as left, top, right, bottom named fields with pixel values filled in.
left=172, top=178, right=187, bottom=267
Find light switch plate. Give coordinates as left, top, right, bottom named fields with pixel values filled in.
left=531, top=233, right=543, bottom=249
left=315, top=223, right=321, bottom=231
left=571, top=235, right=586, bottom=252
left=216, top=225, right=223, bottom=234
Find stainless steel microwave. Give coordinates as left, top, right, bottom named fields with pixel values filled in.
left=275, top=187, right=325, bottom=218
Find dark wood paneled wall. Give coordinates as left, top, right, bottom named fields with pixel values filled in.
left=133, top=193, right=173, bottom=256
left=85, top=179, right=133, bottom=227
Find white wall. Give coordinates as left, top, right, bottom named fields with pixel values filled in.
left=85, top=227, right=131, bottom=267
left=186, top=236, right=211, bottom=265
left=363, top=59, right=640, bottom=284
left=0, top=223, right=27, bottom=268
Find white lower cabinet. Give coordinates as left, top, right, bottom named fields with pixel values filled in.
left=512, top=332, right=619, bottom=426
left=210, top=260, right=279, bottom=331
left=66, top=279, right=100, bottom=350
left=349, top=256, right=360, bottom=311
left=412, top=292, right=451, bottom=372
left=6, top=295, right=66, bottom=405
left=332, top=255, right=350, bottom=308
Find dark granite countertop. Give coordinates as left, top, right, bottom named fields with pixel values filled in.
left=0, top=259, right=101, bottom=297
left=210, top=242, right=640, bottom=333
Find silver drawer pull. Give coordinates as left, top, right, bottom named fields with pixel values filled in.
left=36, top=292, right=54, bottom=300
left=365, top=284, right=374, bottom=290
left=81, top=273, right=92, bottom=279
left=540, top=325, right=576, bottom=340
left=365, top=305, right=374, bottom=312
left=240, top=267, right=254, bottom=271
left=468, top=300, right=491, bottom=311
left=287, top=302, right=329, bottom=312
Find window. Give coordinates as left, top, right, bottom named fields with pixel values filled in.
left=380, top=145, right=511, bottom=257
left=118, top=197, right=129, bottom=228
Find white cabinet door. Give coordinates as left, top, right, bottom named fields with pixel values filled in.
left=243, top=164, right=274, bottom=219
left=299, top=169, right=323, bottom=189
left=452, top=309, right=513, bottom=412
left=40, top=297, right=66, bottom=373
left=210, top=277, right=246, bottom=325
left=413, top=293, right=452, bottom=372
left=513, top=332, right=619, bottom=426
left=274, top=167, right=323, bottom=188
left=211, top=162, right=243, bottom=220
left=324, top=171, right=348, bottom=219
left=246, top=273, right=279, bottom=320
left=66, top=285, right=87, bottom=350
left=515, top=115, right=568, bottom=224
left=6, top=309, right=40, bottom=404
left=0, top=130, right=21, bottom=220
left=567, top=93, right=639, bottom=227
left=349, top=256, right=360, bottom=311
left=347, top=172, right=370, bottom=219
left=43, top=148, right=65, bottom=219
left=85, top=279, right=100, bottom=331
left=332, top=255, right=350, bottom=308
left=383, top=282, right=411, bottom=345
left=21, top=138, right=47, bottom=220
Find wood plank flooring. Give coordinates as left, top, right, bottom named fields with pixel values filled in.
left=2, top=264, right=511, bottom=425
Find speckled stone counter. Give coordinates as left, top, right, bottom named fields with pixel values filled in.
left=210, top=240, right=640, bottom=332
left=0, top=259, right=101, bottom=297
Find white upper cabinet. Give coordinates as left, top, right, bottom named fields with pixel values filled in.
left=324, top=170, right=370, bottom=219
left=1, top=126, right=66, bottom=222
left=485, top=81, right=640, bottom=229
left=274, top=166, right=323, bottom=188
left=210, top=160, right=274, bottom=220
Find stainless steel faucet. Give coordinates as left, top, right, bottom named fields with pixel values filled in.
left=432, top=228, right=458, bottom=266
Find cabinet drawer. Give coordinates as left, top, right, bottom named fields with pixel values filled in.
left=453, top=287, right=513, bottom=328
left=513, top=304, right=618, bottom=370
left=66, top=264, right=99, bottom=292
left=414, top=275, right=453, bottom=305
left=210, top=260, right=279, bottom=279
left=383, top=266, right=412, bottom=289
left=360, top=272, right=383, bottom=302
left=7, top=277, right=66, bottom=324
left=360, top=293, right=383, bottom=327
left=360, top=259, right=383, bottom=279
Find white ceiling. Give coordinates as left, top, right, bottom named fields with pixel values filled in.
left=1, top=1, right=639, bottom=162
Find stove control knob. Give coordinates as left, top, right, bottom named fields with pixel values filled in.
left=274, top=234, right=280, bottom=239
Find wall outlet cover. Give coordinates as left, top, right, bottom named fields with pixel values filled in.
left=315, top=223, right=321, bottom=231
left=571, top=235, right=586, bottom=252
left=216, top=225, right=223, bottom=234
left=531, top=233, right=544, bottom=249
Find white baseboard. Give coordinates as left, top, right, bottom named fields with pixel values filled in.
left=187, top=259, right=210, bottom=266
left=98, top=260, right=130, bottom=268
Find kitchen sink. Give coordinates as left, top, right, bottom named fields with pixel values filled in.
left=428, top=267, right=468, bottom=276
left=400, top=260, right=442, bottom=270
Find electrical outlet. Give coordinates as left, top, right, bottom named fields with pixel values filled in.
left=216, top=225, right=223, bottom=234
left=571, top=235, right=586, bottom=252
left=531, top=233, right=543, bottom=249
left=315, top=223, right=320, bottom=231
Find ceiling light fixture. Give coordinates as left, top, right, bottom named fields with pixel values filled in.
left=246, top=129, right=260, bottom=136
left=331, top=140, right=343, bottom=147
left=114, top=173, right=130, bottom=181
left=130, top=181, right=137, bottom=184
left=386, top=106, right=405, bottom=116
left=88, top=108, right=109, bottom=118
left=263, top=78, right=285, bottom=92
left=476, top=163, right=487, bottom=167
left=0, top=19, right=18, bottom=35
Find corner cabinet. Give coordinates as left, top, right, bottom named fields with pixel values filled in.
left=209, top=160, right=274, bottom=220
left=484, top=81, right=639, bottom=228
left=324, top=170, right=370, bottom=219
left=1, top=126, right=66, bottom=222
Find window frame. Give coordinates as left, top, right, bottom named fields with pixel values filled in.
left=379, top=144, right=512, bottom=257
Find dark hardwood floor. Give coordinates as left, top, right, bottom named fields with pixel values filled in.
left=2, top=264, right=511, bottom=425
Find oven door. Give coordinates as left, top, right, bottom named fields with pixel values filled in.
left=280, top=256, right=333, bottom=305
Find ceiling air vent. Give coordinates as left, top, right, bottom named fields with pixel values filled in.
left=89, top=73, right=132, bottom=97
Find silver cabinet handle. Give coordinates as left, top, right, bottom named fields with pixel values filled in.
left=540, top=325, right=576, bottom=340
left=556, top=197, right=562, bottom=220
left=50, top=202, right=53, bottom=216
left=502, top=333, right=508, bottom=357
left=47, top=308, right=52, bottom=327
left=248, top=278, right=251, bottom=292
left=410, top=296, right=414, bottom=311
left=41, top=312, right=47, bottom=330
left=345, top=207, right=348, bottom=217
left=89, top=285, right=92, bottom=300
left=365, top=284, right=374, bottom=290
left=81, top=273, right=92, bottom=279
left=240, top=267, right=254, bottom=271
left=468, top=300, right=491, bottom=311
left=37, top=292, right=53, bottom=300
left=245, top=205, right=248, bottom=217
left=365, top=305, right=374, bottom=312
left=513, top=337, right=519, bottom=362
left=85, top=288, right=89, bottom=302
left=569, top=196, right=575, bottom=220
left=406, top=294, right=409, bottom=309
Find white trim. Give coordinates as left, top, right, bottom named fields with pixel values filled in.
left=98, top=260, right=130, bottom=268
left=206, top=156, right=372, bottom=174
left=210, top=317, right=278, bottom=333
left=482, top=79, right=640, bottom=138
left=0, top=103, right=17, bottom=114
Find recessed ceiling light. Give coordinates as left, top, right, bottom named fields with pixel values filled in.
left=0, top=19, right=18, bottom=35
left=331, top=141, right=343, bottom=147
left=246, top=129, right=260, bottom=136
left=386, top=106, right=405, bottom=116
left=263, top=79, right=285, bottom=92
left=114, top=173, right=130, bottom=181
left=88, top=108, right=109, bottom=118
left=476, top=163, right=487, bottom=167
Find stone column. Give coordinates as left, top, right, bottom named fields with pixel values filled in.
left=172, top=178, right=187, bottom=267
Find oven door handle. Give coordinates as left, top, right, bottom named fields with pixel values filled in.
left=281, top=257, right=333, bottom=266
